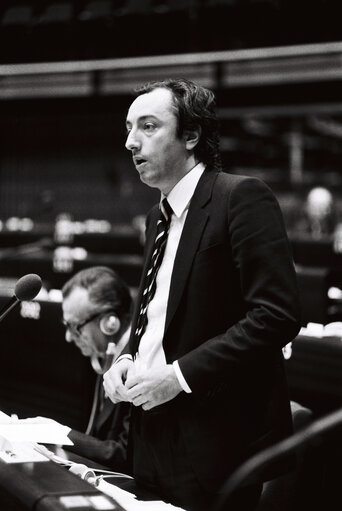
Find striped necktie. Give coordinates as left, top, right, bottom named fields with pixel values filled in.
left=134, top=198, right=173, bottom=345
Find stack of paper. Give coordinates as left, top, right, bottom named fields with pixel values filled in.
left=98, top=481, right=187, bottom=511
left=0, top=410, right=73, bottom=464
left=0, top=419, right=72, bottom=446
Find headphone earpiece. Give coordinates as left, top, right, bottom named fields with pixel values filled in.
left=99, top=314, right=120, bottom=336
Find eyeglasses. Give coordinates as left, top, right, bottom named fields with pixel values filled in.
left=62, top=311, right=107, bottom=336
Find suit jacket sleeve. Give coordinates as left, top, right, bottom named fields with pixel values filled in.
left=66, top=406, right=130, bottom=473
left=177, top=176, right=301, bottom=395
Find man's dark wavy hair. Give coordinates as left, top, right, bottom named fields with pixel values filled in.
left=135, top=79, right=221, bottom=171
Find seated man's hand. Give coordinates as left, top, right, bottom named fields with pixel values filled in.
left=125, top=364, right=183, bottom=410
left=103, top=358, right=133, bottom=404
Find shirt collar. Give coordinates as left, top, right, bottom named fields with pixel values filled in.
left=161, top=162, right=206, bottom=218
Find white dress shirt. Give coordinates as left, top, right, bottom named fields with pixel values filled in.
left=135, top=162, right=205, bottom=392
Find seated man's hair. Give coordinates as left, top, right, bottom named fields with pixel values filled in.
left=62, top=266, right=132, bottom=335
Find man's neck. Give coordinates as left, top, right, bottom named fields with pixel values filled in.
left=162, top=156, right=200, bottom=196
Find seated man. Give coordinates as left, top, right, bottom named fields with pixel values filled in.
left=58, top=266, right=132, bottom=471
left=297, top=187, right=336, bottom=240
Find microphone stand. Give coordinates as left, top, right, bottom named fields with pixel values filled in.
left=0, top=296, right=19, bottom=322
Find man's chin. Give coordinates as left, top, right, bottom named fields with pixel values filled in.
left=139, top=172, right=159, bottom=190
left=80, top=348, right=92, bottom=357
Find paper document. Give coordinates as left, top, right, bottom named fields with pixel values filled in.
left=98, top=481, right=187, bottom=511
left=0, top=410, right=12, bottom=423
left=0, top=420, right=73, bottom=445
left=0, top=440, right=48, bottom=463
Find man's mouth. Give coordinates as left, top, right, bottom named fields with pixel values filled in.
left=134, top=157, right=147, bottom=167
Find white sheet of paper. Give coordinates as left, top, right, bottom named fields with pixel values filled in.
left=98, top=481, right=187, bottom=511
left=0, top=441, right=49, bottom=463
left=0, top=410, right=12, bottom=423
left=0, top=422, right=73, bottom=445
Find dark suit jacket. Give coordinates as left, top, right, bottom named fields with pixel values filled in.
left=67, top=377, right=131, bottom=472
left=129, top=169, right=301, bottom=491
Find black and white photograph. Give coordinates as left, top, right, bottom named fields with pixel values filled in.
left=1, top=2, right=342, bottom=510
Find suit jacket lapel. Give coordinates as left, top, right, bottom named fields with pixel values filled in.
left=165, top=169, right=219, bottom=334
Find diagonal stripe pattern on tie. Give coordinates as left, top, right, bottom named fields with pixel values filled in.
left=134, top=198, right=173, bottom=345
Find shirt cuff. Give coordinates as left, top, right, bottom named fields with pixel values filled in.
left=173, top=361, right=192, bottom=393
left=116, top=354, right=133, bottom=364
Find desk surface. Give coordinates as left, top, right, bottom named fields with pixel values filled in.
left=0, top=447, right=131, bottom=511
left=60, top=448, right=158, bottom=502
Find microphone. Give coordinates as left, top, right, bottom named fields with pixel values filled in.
left=0, top=273, right=42, bottom=323
left=69, top=463, right=98, bottom=487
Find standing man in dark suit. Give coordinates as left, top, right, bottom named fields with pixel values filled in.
left=103, top=79, right=301, bottom=510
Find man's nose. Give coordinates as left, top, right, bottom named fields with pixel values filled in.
left=65, top=329, right=74, bottom=343
left=125, top=129, right=141, bottom=151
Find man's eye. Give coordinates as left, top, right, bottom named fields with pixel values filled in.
left=144, top=122, right=156, bottom=132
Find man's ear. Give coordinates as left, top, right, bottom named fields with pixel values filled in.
left=185, top=127, right=201, bottom=151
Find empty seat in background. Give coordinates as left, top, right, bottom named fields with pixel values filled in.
left=76, top=0, right=115, bottom=59
left=36, top=3, right=73, bottom=24
left=256, top=401, right=319, bottom=511
left=78, top=0, right=113, bottom=21
left=215, top=401, right=327, bottom=511
left=1, top=5, right=33, bottom=26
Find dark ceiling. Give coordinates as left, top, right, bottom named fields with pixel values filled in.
left=0, top=0, right=341, bottom=64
